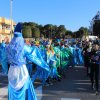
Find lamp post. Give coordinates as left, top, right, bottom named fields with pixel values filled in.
left=10, top=0, right=13, bottom=39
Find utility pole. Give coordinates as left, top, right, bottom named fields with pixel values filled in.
left=10, top=0, right=13, bottom=39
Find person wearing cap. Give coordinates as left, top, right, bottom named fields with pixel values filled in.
left=6, top=23, right=50, bottom=100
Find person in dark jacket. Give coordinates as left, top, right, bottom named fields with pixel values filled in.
left=82, top=43, right=91, bottom=76
left=90, top=44, right=100, bottom=95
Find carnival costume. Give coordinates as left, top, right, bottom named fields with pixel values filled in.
left=0, top=41, right=8, bottom=74
left=6, top=23, right=49, bottom=100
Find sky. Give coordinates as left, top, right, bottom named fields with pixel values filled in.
left=0, top=0, right=100, bottom=31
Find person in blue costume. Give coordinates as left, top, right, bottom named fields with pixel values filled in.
left=31, top=46, right=49, bottom=85
left=24, top=40, right=33, bottom=77
left=68, top=43, right=75, bottom=67
left=26, top=58, right=33, bottom=76
left=74, top=43, right=84, bottom=65
left=31, top=41, right=52, bottom=86
left=53, top=42, right=61, bottom=79
left=0, top=40, right=8, bottom=74
left=6, top=23, right=50, bottom=100
left=77, top=47, right=84, bottom=65
left=45, top=43, right=59, bottom=84
left=73, top=44, right=80, bottom=65
left=0, top=43, right=2, bottom=70
left=0, top=43, right=2, bottom=64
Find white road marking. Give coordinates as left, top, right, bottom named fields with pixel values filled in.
left=61, top=98, right=80, bottom=100
left=35, top=86, right=42, bottom=100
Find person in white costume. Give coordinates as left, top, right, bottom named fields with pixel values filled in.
left=6, top=23, right=50, bottom=100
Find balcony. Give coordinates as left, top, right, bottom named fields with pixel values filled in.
left=0, top=17, right=16, bottom=25
left=0, top=17, right=5, bottom=24
left=0, top=29, right=11, bottom=34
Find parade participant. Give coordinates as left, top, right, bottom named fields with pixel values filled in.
left=68, top=43, right=75, bottom=67
left=73, top=43, right=81, bottom=65
left=62, top=43, right=72, bottom=68
left=39, top=41, right=46, bottom=60
left=77, top=45, right=84, bottom=65
left=82, top=42, right=91, bottom=76
left=53, top=41, right=61, bottom=80
left=31, top=40, right=49, bottom=85
left=0, top=40, right=8, bottom=75
left=45, top=43, right=59, bottom=84
left=0, top=36, right=2, bottom=66
left=24, top=39, right=33, bottom=76
left=6, top=23, right=50, bottom=100
left=90, top=43, right=100, bottom=95
left=24, top=39, right=31, bottom=46
left=31, top=46, right=49, bottom=86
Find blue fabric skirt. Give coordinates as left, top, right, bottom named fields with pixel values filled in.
left=8, top=77, right=37, bottom=100
left=32, top=67, right=49, bottom=83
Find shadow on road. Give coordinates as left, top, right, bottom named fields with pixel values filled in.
left=0, top=75, right=8, bottom=88
left=41, top=67, right=100, bottom=100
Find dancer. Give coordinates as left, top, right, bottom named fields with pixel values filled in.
left=6, top=23, right=49, bottom=100
left=0, top=40, right=8, bottom=75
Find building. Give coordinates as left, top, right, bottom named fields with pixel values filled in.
left=0, top=17, right=16, bottom=42
left=89, top=11, right=100, bottom=37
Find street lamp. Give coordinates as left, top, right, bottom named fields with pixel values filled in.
left=10, top=0, right=13, bottom=39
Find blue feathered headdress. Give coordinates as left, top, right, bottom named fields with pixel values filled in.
left=14, top=22, right=22, bottom=33
left=14, top=22, right=23, bottom=37
left=6, top=22, right=25, bottom=66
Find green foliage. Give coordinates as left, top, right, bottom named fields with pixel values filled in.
left=65, top=30, right=73, bottom=38
left=79, top=27, right=89, bottom=38
left=73, top=27, right=89, bottom=38
left=22, top=25, right=32, bottom=38
left=32, top=27, right=40, bottom=38
left=57, top=25, right=66, bottom=38
left=24, top=22, right=38, bottom=28
left=21, top=22, right=88, bottom=39
left=44, top=24, right=53, bottom=38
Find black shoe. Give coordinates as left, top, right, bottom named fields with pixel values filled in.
left=48, top=82, right=53, bottom=85
left=95, top=91, right=99, bottom=95
left=87, top=73, right=90, bottom=77
left=57, top=78, right=61, bottom=82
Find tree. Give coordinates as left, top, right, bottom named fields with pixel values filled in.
left=24, top=22, right=38, bottom=29
left=44, top=24, right=53, bottom=38
left=73, top=31, right=80, bottom=38
left=32, top=27, right=40, bottom=38
left=57, top=25, right=66, bottom=38
left=79, top=27, right=89, bottom=38
left=65, top=30, right=73, bottom=38
left=73, top=27, right=89, bottom=39
left=38, top=25, right=44, bottom=37
left=22, top=25, right=32, bottom=38
left=51, top=25, right=58, bottom=38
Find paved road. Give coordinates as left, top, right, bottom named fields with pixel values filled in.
left=0, top=75, right=8, bottom=100
left=41, top=66, right=100, bottom=100
left=0, top=66, right=100, bottom=100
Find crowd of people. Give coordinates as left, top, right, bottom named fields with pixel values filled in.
left=0, top=23, right=100, bottom=99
